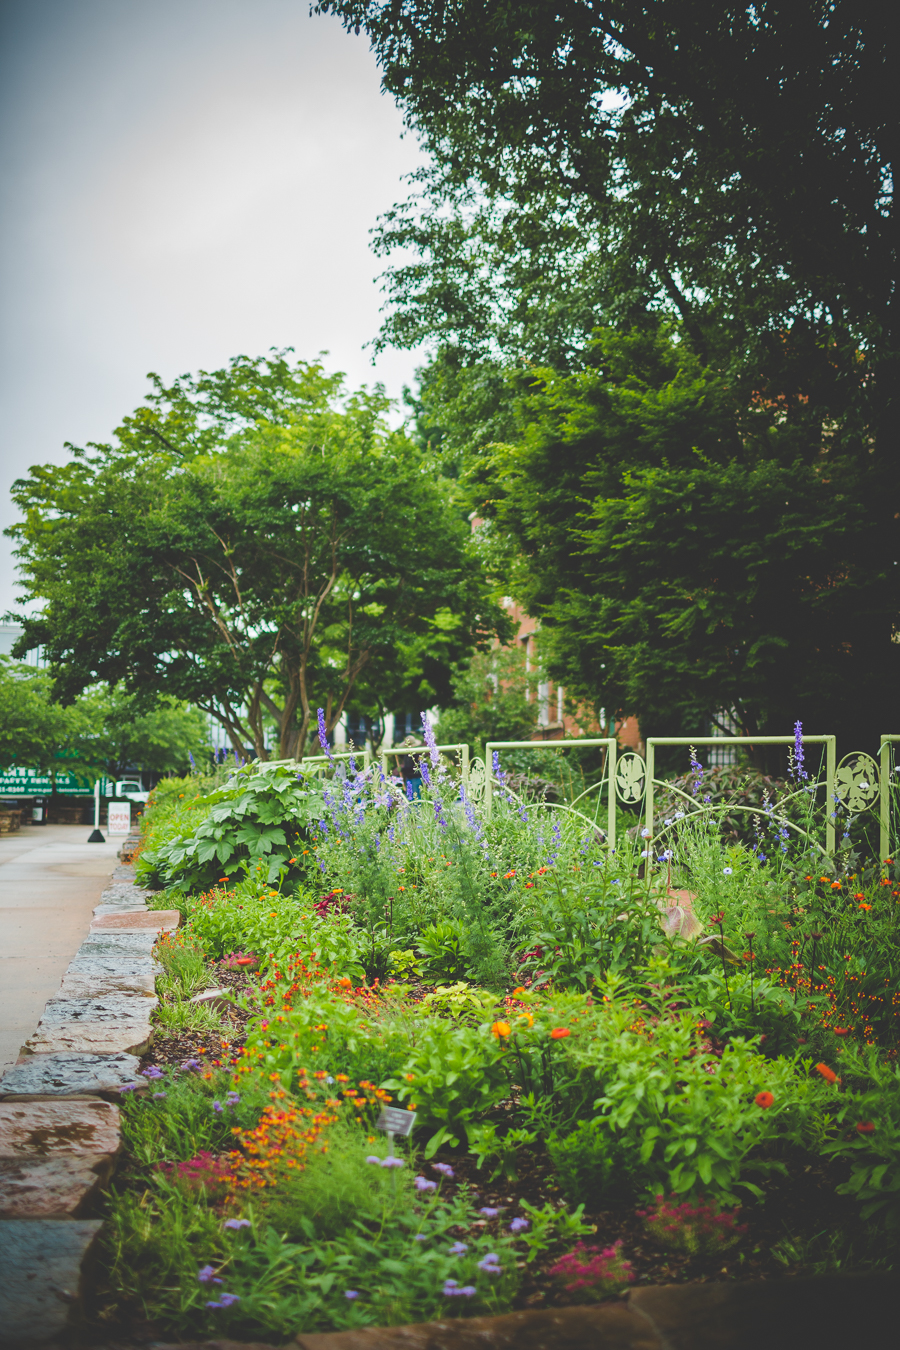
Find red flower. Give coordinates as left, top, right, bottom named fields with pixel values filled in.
left=815, top=1063, right=838, bottom=1084
left=856, top=1122, right=876, bottom=1135
left=754, top=1091, right=774, bottom=1109
left=550, top=1028, right=571, bottom=1040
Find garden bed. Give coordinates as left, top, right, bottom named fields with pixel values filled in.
left=83, top=746, right=900, bottom=1345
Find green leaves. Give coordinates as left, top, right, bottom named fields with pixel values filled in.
left=139, top=763, right=323, bottom=896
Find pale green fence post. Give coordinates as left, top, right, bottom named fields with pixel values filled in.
left=881, top=736, right=900, bottom=861
left=379, top=744, right=470, bottom=784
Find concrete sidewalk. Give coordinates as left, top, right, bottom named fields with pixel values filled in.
left=0, top=825, right=121, bottom=1077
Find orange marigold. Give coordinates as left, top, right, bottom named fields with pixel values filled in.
left=550, top=1028, right=571, bottom=1039
left=491, top=1021, right=512, bottom=1039
left=754, top=1091, right=774, bottom=1109
left=856, top=1121, right=876, bottom=1135
left=815, top=1063, right=838, bottom=1084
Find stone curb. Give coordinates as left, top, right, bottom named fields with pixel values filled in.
left=0, top=866, right=167, bottom=1344
left=147, top=1273, right=899, bottom=1350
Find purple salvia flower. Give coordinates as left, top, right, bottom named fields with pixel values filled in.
left=317, top=708, right=335, bottom=764
left=492, top=750, right=507, bottom=786
left=793, top=719, right=807, bottom=780
left=421, top=712, right=440, bottom=767
left=689, top=745, right=703, bottom=796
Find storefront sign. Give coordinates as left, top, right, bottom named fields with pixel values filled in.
left=0, top=767, right=96, bottom=796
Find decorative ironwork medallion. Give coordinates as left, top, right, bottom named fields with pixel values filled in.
left=615, top=752, right=646, bottom=804
left=834, top=752, right=880, bottom=814
left=467, top=756, right=487, bottom=803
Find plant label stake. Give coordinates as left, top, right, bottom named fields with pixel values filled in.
left=377, top=1106, right=416, bottom=1157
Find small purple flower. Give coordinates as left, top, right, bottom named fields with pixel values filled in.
left=224, top=1218, right=251, bottom=1230
left=120, top=1084, right=138, bottom=1094
left=206, top=1292, right=240, bottom=1308
left=477, top=1253, right=502, bottom=1273
left=198, top=1264, right=223, bottom=1285
left=381, top=1156, right=405, bottom=1169
left=479, top=1207, right=500, bottom=1217
left=413, top=1234, right=428, bottom=1241
left=213, top=1100, right=224, bottom=1114
left=443, top=1280, right=476, bottom=1297
left=345, top=1290, right=360, bottom=1300
left=414, top=1175, right=437, bottom=1191
left=152, top=1091, right=167, bottom=1100
left=508, top=1217, right=529, bottom=1233
left=140, top=1065, right=164, bottom=1079
left=365, top=1155, right=381, bottom=1165
left=182, top=1058, right=202, bottom=1072
left=448, top=1240, right=468, bottom=1254
left=492, top=751, right=507, bottom=786
left=226, top=1092, right=240, bottom=1105
left=432, top=1163, right=454, bottom=1178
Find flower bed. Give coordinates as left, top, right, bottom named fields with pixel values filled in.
left=91, top=733, right=900, bottom=1342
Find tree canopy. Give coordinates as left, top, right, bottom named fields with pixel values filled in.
left=316, top=1, right=897, bottom=745
left=8, top=354, right=506, bottom=758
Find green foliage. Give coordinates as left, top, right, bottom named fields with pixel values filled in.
left=0, top=657, right=100, bottom=777
left=415, top=922, right=473, bottom=985
left=384, top=1018, right=510, bottom=1156
left=546, top=1119, right=644, bottom=1210
left=824, top=1047, right=900, bottom=1228
left=436, top=645, right=538, bottom=755
left=9, top=353, right=507, bottom=760
left=138, top=763, right=324, bottom=896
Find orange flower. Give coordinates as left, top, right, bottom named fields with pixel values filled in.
left=313, top=1070, right=328, bottom=1080
left=754, top=1091, right=774, bottom=1108
left=491, top=1021, right=512, bottom=1039
left=550, top=1028, right=571, bottom=1040
left=815, top=1063, right=838, bottom=1084
left=854, top=893, right=865, bottom=901
left=856, top=1121, right=876, bottom=1135
left=830, top=881, right=842, bottom=891
left=335, top=1074, right=349, bottom=1083
left=405, top=1073, right=415, bottom=1081
left=511, top=986, right=526, bottom=998
left=833, top=1027, right=850, bottom=1036
left=859, top=903, right=872, bottom=911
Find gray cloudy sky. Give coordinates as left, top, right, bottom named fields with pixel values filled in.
left=0, top=0, right=423, bottom=617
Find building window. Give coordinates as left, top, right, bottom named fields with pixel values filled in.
left=708, top=711, right=739, bottom=767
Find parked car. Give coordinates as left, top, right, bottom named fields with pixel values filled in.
left=114, top=779, right=150, bottom=804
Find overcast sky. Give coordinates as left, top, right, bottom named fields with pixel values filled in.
left=0, top=0, right=424, bottom=619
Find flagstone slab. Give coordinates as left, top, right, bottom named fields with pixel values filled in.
left=0, top=1051, right=142, bottom=1099
left=0, top=1218, right=103, bottom=1345
left=57, top=965, right=157, bottom=999
left=75, top=931, right=158, bottom=960
left=90, top=908, right=179, bottom=933
left=0, top=1153, right=114, bottom=1217
left=24, top=995, right=157, bottom=1055
left=0, top=1098, right=120, bottom=1158
left=98, top=880, right=152, bottom=908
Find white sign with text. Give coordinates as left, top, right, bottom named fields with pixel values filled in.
left=107, top=802, right=132, bottom=835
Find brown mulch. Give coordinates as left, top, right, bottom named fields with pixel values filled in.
left=141, top=965, right=258, bottom=1073
left=427, top=1144, right=862, bottom=1306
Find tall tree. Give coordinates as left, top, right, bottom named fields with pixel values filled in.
left=316, top=1, right=898, bottom=743
left=8, top=354, right=506, bottom=759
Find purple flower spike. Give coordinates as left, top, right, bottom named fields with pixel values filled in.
left=509, top=1217, right=529, bottom=1233
left=317, top=708, right=335, bottom=763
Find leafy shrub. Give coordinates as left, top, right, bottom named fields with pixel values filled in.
left=547, top=1119, right=644, bottom=1208
left=138, top=763, right=323, bottom=895
left=384, top=1018, right=510, bottom=1156
left=416, top=920, right=473, bottom=984
left=824, top=1046, right=900, bottom=1229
